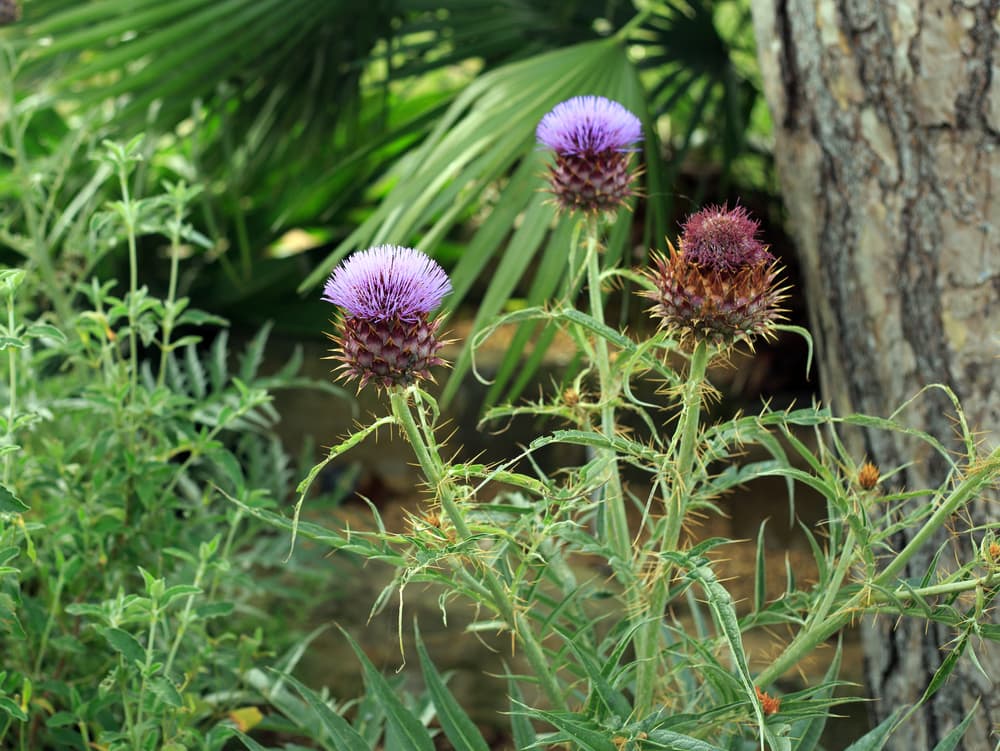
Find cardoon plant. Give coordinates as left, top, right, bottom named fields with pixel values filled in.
left=268, top=109, right=1000, bottom=751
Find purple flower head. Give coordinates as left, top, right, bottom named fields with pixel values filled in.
left=680, top=204, right=773, bottom=273
left=322, top=245, right=452, bottom=322
left=536, top=96, right=642, bottom=155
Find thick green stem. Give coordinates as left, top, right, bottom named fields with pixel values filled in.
left=389, top=388, right=566, bottom=710
left=635, top=339, right=710, bottom=715
left=874, top=451, right=999, bottom=586
left=583, top=217, right=631, bottom=572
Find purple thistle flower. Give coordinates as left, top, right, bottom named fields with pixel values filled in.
left=536, top=96, right=642, bottom=155
left=680, top=204, right=773, bottom=273
left=322, top=245, right=452, bottom=390
left=535, top=96, right=643, bottom=214
left=322, top=245, right=451, bottom=322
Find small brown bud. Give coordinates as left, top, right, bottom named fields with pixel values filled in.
left=755, top=686, right=781, bottom=715
left=563, top=387, right=580, bottom=407
left=857, top=462, right=880, bottom=490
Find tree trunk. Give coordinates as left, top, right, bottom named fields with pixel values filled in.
left=748, top=1, right=999, bottom=748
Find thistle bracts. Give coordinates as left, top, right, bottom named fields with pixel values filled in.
left=330, top=315, right=446, bottom=390
left=322, top=245, right=451, bottom=390
left=642, top=205, right=786, bottom=347
left=536, top=96, right=642, bottom=215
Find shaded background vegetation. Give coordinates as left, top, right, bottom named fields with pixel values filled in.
left=3, top=0, right=802, bottom=404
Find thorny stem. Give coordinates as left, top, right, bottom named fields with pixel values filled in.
left=635, top=338, right=710, bottom=716
left=389, top=388, right=567, bottom=711
left=583, top=216, right=631, bottom=574
left=758, top=450, right=1000, bottom=686
left=874, top=449, right=1000, bottom=587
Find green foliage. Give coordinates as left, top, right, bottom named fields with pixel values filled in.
left=0, top=115, right=347, bottom=747
left=8, top=1, right=771, bottom=375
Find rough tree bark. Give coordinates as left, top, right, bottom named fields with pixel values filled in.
left=748, top=1, right=999, bottom=749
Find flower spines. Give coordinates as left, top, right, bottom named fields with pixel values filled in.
left=536, top=95, right=642, bottom=214
left=327, top=315, right=446, bottom=390
left=642, top=205, right=786, bottom=347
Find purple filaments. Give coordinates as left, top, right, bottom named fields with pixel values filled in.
left=680, top=205, right=773, bottom=273
left=322, top=245, right=452, bottom=322
left=536, top=96, right=642, bottom=155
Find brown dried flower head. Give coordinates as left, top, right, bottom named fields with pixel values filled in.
left=641, top=205, right=786, bottom=347
left=755, top=686, right=781, bottom=716
left=857, top=461, right=880, bottom=490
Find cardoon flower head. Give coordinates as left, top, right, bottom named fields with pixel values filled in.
left=641, top=204, right=786, bottom=347
left=536, top=95, right=642, bottom=214
left=322, top=245, right=451, bottom=390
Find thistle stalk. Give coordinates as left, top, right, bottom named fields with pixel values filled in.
left=634, top=338, right=709, bottom=716
left=583, top=216, right=631, bottom=571
left=389, top=388, right=567, bottom=711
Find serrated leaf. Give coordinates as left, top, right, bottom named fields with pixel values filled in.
left=150, top=676, right=183, bottom=708
left=929, top=703, right=977, bottom=751
left=645, top=729, right=727, bottom=751
left=98, top=626, right=146, bottom=664
left=787, top=640, right=843, bottom=751
left=507, top=672, right=536, bottom=751
left=0, top=484, right=28, bottom=513
left=0, top=695, right=27, bottom=722
left=232, top=729, right=274, bottom=751
left=528, top=709, right=617, bottom=751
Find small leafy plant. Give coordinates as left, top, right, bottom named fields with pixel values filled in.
left=241, top=96, right=1000, bottom=750
left=0, top=116, right=344, bottom=747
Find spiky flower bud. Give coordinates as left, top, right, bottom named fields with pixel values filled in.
left=322, top=245, right=451, bottom=390
left=642, top=204, right=786, bottom=347
left=857, top=461, right=880, bottom=490
left=536, top=96, right=642, bottom=214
